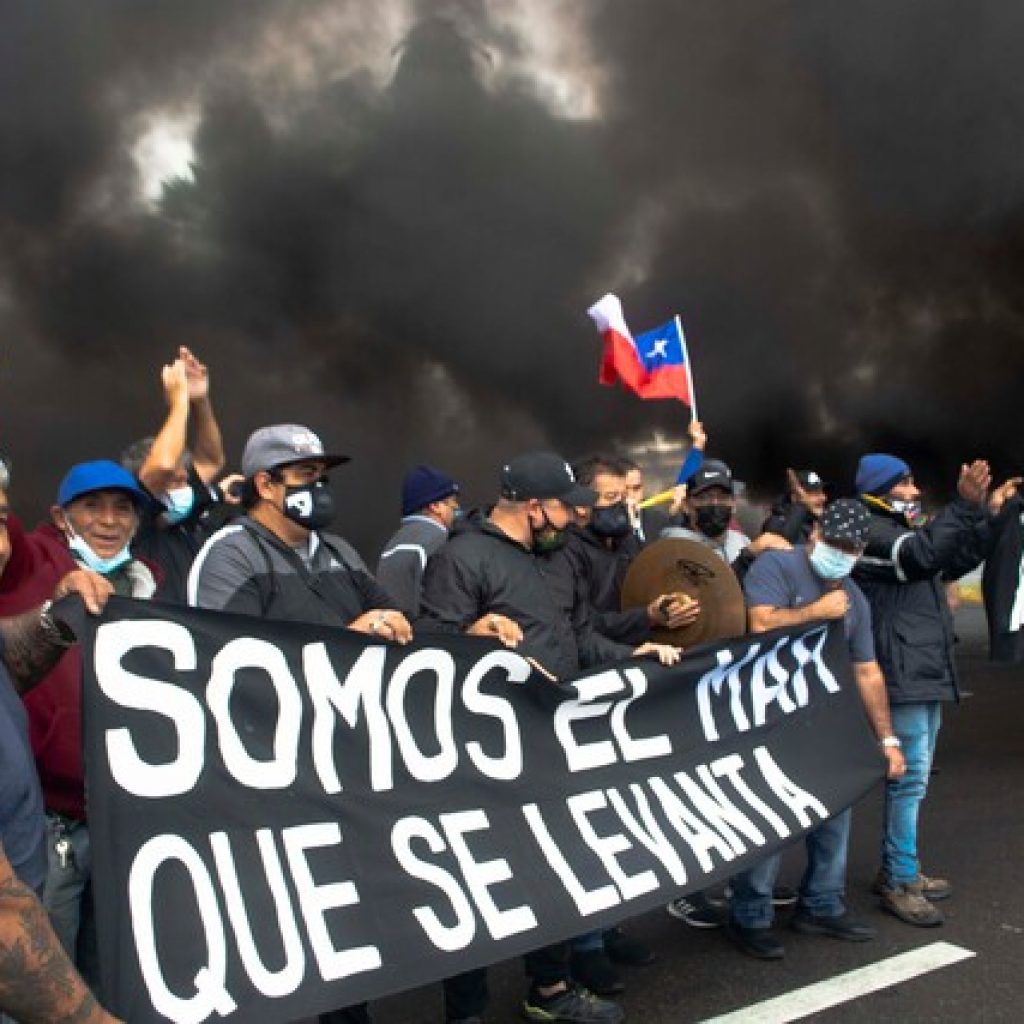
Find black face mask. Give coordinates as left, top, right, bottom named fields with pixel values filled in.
left=282, top=479, right=335, bottom=530
left=531, top=507, right=567, bottom=553
left=695, top=504, right=732, bottom=538
left=589, top=501, right=633, bottom=539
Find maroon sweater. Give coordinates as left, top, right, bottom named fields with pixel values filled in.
left=0, top=516, right=158, bottom=821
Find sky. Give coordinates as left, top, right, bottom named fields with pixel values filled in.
left=2, top=0, right=1022, bottom=554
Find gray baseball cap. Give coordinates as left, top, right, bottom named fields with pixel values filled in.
left=241, top=424, right=350, bottom=478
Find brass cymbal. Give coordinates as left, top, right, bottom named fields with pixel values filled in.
left=621, top=537, right=747, bottom=647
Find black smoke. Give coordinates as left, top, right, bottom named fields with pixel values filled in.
left=1, top=0, right=1021, bottom=555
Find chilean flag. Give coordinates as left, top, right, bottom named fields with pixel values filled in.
left=586, top=293, right=694, bottom=406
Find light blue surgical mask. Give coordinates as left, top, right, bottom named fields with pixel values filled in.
left=809, top=541, right=858, bottom=581
left=66, top=527, right=131, bottom=575
left=161, top=485, right=196, bottom=525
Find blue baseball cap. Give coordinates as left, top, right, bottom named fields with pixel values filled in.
left=57, top=460, right=149, bottom=508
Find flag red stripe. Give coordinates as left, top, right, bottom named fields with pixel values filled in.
left=599, top=328, right=647, bottom=390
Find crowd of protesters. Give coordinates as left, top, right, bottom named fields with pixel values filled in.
left=0, top=345, right=1021, bottom=1024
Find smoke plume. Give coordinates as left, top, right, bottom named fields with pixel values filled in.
left=2, top=0, right=1021, bottom=553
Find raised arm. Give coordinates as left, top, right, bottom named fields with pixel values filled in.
left=180, top=347, right=226, bottom=484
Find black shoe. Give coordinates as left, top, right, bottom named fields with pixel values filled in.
left=603, top=926, right=656, bottom=966
left=666, top=891, right=722, bottom=928
left=522, top=983, right=624, bottom=1023
left=791, top=911, right=876, bottom=942
left=570, top=949, right=625, bottom=996
left=725, top=921, right=785, bottom=960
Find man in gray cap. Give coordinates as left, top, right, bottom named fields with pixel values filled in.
left=724, top=498, right=905, bottom=961
left=188, top=424, right=410, bottom=640
left=189, top=424, right=411, bottom=1024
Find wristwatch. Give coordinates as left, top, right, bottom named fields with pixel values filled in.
left=39, top=601, right=76, bottom=648
left=880, top=735, right=902, bottom=749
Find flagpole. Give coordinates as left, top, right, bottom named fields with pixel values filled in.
left=675, top=314, right=698, bottom=422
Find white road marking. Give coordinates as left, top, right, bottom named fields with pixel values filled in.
left=698, top=941, right=976, bottom=1023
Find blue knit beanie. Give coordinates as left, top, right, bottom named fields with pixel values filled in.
left=855, top=453, right=911, bottom=496
left=402, top=465, right=459, bottom=516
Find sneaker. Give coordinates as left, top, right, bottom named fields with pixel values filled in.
left=724, top=920, right=785, bottom=960
left=569, top=949, right=624, bottom=996
left=603, top=926, right=656, bottom=966
left=522, top=983, right=624, bottom=1023
left=791, top=910, right=876, bottom=941
left=872, top=869, right=952, bottom=902
left=666, top=891, right=722, bottom=928
left=880, top=883, right=944, bottom=927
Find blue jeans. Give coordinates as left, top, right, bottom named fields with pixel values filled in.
left=730, top=808, right=852, bottom=928
left=883, top=702, right=941, bottom=885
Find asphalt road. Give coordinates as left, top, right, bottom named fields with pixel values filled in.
left=319, top=606, right=1024, bottom=1024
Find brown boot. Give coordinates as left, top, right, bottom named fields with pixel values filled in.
left=880, top=882, right=944, bottom=927
left=873, top=869, right=952, bottom=902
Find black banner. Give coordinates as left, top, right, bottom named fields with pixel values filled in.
left=81, top=598, right=884, bottom=1024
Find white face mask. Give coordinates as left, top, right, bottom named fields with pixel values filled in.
left=889, top=498, right=923, bottom=524
left=63, top=520, right=131, bottom=574
left=161, top=485, right=196, bottom=525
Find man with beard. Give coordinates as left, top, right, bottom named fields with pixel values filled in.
left=853, top=454, right=1015, bottom=927
left=419, top=450, right=681, bottom=1024
left=761, top=469, right=828, bottom=544
left=725, top=499, right=905, bottom=960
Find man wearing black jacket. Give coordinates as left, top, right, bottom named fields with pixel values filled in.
left=982, top=491, right=1024, bottom=662
left=853, top=453, right=1011, bottom=927
left=542, top=455, right=698, bottom=647
left=420, top=450, right=680, bottom=1024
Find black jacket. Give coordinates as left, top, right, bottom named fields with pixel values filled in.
left=982, top=495, right=1024, bottom=662
left=418, top=517, right=630, bottom=681
left=853, top=496, right=989, bottom=704
left=542, top=526, right=649, bottom=645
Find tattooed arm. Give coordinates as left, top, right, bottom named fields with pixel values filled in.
left=0, top=844, right=121, bottom=1023
left=0, top=570, right=113, bottom=695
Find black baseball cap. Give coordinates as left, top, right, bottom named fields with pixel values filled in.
left=500, top=451, right=598, bottom=506
left=689, top=459, right=735, bottom=496
left=795, top=469, right=826, bottom=491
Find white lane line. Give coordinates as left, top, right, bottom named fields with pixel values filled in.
left=699, top=941, right=976, bottom=1023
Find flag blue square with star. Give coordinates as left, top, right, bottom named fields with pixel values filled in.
left=633, top=318, right=686, bottom=371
